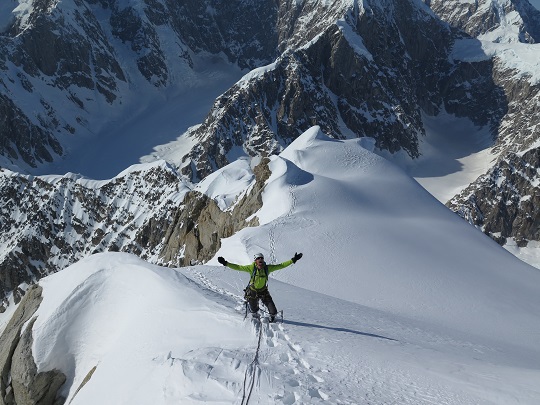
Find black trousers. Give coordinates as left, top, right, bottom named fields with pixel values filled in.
left=245, top=287, right=277, bottom=315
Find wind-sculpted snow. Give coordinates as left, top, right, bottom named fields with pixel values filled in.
left=213, top=127, right=540, bottom=339
left=13, top=229, right=540, bottom=404
left=1, top=127, right=540, bottom=403
left=30, top=253, right=254, bottom=404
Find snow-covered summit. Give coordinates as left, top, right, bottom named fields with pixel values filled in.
left=2, top=127, right=540, bottom=403
left=213, top=127, right=540, bottom=342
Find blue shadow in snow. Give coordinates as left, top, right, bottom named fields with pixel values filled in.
left=283, top=319, right=398, bottom=342
left=284, top=159, right=314, bottom=186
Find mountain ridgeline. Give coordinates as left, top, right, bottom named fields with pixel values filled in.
left=1, top=0, right=540, bottom=304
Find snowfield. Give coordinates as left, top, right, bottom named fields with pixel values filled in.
left=13, top=128, right=540, bottom=404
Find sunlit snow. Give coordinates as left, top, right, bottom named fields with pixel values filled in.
left=2, top=2, right=540, bottom=402
left=4, top=127, right=538, bottom=405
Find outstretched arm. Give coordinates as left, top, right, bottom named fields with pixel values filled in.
left=217, top=257, right=252, bottom=273
left=268, top=253, right=303, bottom=273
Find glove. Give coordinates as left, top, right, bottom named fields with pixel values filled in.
left=217, top=256, right=227, bottom=266
left=292, top=252, right=303, bottom=263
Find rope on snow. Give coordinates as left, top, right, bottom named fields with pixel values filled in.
left=240, top=319, right=263, bottom=405
left=239, top=301, right=284, bottom=404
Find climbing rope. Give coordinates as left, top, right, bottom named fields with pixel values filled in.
left=239, top=297, right=285, bottom=404
left=240, top=319, right=264, bottom=405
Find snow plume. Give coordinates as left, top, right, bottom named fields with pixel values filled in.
left=10, top=126, right=540, bottom=404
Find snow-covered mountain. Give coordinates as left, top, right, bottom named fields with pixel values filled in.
left=1, top=128, right=539, bottom=404
left=428, top=0, right=540, bottom=42
left=2, top=0, right=540, bottom=276
left=3, top=0, right=539, bottom=176
left=1, top=3, right=540, bottom=402
left=0, top=0, right=540, bottom=293
left=0, top=155, right=275, bottom=304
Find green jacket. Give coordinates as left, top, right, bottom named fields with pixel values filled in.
left=226, top=260, right=294, bottom=290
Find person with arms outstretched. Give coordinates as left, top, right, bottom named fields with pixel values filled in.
left=218, top=252, right=303, bottom=322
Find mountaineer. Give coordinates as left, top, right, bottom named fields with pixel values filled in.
left=218, top=252, right=303, bottom=322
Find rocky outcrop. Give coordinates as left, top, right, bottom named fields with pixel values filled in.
left=0, top=158, right=271, bottom=302
left=165, top=0, right=280, bottom=69
left=426, top=0, right=540, bottom=43
left=441, top=56, right=508, bottom=134
left=0, top=95, right=63, bottom=168
left=0, top=285, right=66, bottom=405
left=447, top=147, right=540, bottom=246
left=490, top=62, right=540, bottom=156
left=159, top=158, right=271, bottom=265
left=70, top=366, right=97, bottom=403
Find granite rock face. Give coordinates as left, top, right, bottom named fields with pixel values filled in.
left=179, top=0, right=511, bottom=181
left=0, top=285, right=66, bottom=405
left=158, top=157, right=272, bottom=266
left=426, top=0, right=540, bottom=248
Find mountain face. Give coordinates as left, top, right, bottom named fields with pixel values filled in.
left=179, top=0, right=503, bottom=181
left=0, top=0, right=281, bottom=171
left=0, top=163, right=182, bottom=306
left=426, top=0, right=540, bottom=43
left=0, top=157, right=270, bottom=306
left=1, top=0, right=540, bottom=302
left=426, top=0, right=540, bottom=247
left=447, top=147, right=540, bottom=246
left=0, top=0, right=511, bottom=174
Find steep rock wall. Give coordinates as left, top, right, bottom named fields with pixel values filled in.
left=0, top=285, right=66, bottom=405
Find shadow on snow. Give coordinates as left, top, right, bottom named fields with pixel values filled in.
left=284, top=319, right=398, bottom=342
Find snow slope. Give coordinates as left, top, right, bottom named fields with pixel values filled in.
left=27, top=54, right=244, bottom=180
left=212, top=128, right=540, bottom=343
left=389, top=111, right=496, bottom=203
left=18, top=127, right=540, bottom=404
